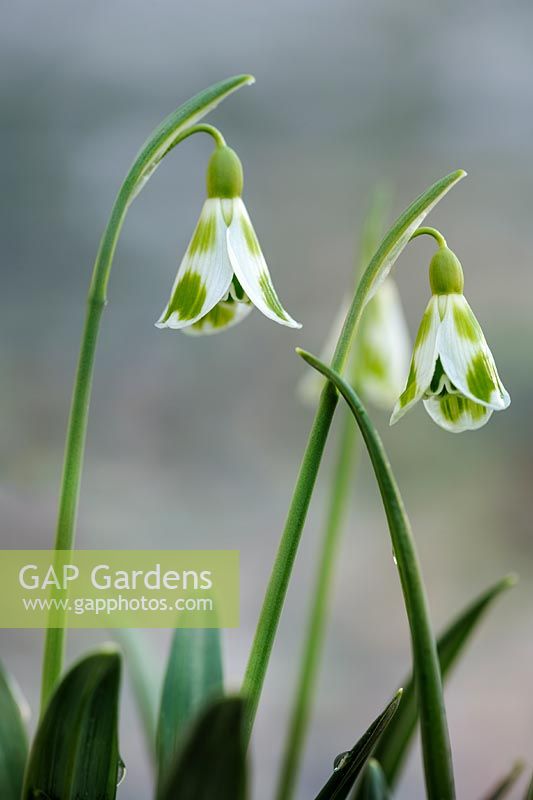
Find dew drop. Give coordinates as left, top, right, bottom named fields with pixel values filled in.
left=117, top=757, right=126, bottom=786
left=333, top=751, right=350, bottom=771
left=392, top=548, right=398, bottom=566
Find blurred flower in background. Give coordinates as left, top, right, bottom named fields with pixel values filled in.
left=298, top=278, right=411, bottom=411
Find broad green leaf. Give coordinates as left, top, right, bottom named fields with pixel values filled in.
left=355, top=759, right=391, bottom=800
left=114, top=629, right=159, bottom=763
left=24, top=647, right=122, bottom=800
left=0, top=661, right=28, bottom=800
left=314, top=691, right=402, bottom=800
left=370, top=574, right=516, bottom=788
left=157, top=629, right=223, bottom=796
left=480, top=761, right=525, bottom=800
left=298, top=351, right=455, bottom=799
left=159, top=696, right=246, bottom=800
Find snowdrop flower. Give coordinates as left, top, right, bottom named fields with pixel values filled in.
left=156, top=144, right=300, bottom=335
left=299, top=278, right=410, bottom=410
left=391, top=236, right=510, bottom=432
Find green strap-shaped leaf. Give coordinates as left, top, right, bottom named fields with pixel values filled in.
left=159, top=696, right=247, bottom=800
left=355, top=760, right=391, bottom=800
left=369, top=574, right=516, bottom=788
left=314, top=691, right=402, bottom=800
left=157, top=629, right=223, bottom=796
left=114, top=629, right=160, bottom=764
left=0, top=661, right=28, bottom=800
left=23, top=647, right=122, bottom=800
left=298, top=351, right=455, bottom=799
left=479, top=761, right=525, bottom=800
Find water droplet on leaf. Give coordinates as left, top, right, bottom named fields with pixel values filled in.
left=117, top=757, right=126, bottom=786
left=333, top=751, right=350, bottom=771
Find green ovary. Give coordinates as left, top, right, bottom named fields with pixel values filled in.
left=466, top=352, right=496, bottom=403
left=165, top=271, right=207, bottom=322
left=258, top=272, right=287, bottom=320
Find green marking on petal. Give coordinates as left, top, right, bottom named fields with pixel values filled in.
left=466, top=352, right=497, bottom=403
left=439, top=394, right=462, bottom=423
left=241, top=215, right=262, bottom=257
left=399, top=363, right=417, bottom=407
left=358, top=341, right=387, bottom=380
left=164, top=270, right=207, bottom=322
left=258, top=272, right=288, bottom=320
left=439, top=393, right=487, bottom=423
left=414, top=303, right=434, bottom=348
left=470, top=399, right=487, bottom=420
left=192, top=302, right=236, bottom=331
left=453, top=302, right=480, bottom=342
left=188, top=213, right=217, bottom=257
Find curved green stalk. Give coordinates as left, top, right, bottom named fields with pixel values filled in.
left=297, top=349, right=455, bottom=799
left=40, top=74, right=254, bottom=712
left=242, top=169, right=465, bottom=739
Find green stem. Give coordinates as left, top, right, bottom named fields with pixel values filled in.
left=275, top=408, right=359, bottom=800
left=410, top=226, right=447, bottom=248
left=241, top=169, right=465, bottom=741
left=297, top=350, right=455, bottom=799
left=39, top=74, right=254, bottom=712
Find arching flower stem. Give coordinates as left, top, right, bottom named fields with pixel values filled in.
left=39, top=75, right=254, bottom=712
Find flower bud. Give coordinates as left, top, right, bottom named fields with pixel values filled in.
left=206, top=145, right=243, bottom=198
left=429, top=246, right=464, bottom=295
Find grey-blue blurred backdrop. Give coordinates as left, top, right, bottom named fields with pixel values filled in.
left=1, top=1, right=532, bottom=797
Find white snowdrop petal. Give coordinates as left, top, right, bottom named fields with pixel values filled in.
left=437, top=295, right=510, bottom=410
left=227, top=199, right=301, bottom=328
left=390, top=296, right=439, bottom=424
left=156, top=199, right=233, bottom=330
left=423, top=394, right=493, bottom=433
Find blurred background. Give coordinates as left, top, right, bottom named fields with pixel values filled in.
left=1, top=1, right=532, bottom=797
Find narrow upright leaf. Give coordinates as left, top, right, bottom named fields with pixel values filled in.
left=157, top=629, right=223, bottom=796
left=0, top=661, right=28, bottom=800
left=23, top=648, right=122, bottom=800
left=159, top=696, right=247, bottom=800
left=356, top=759, right=391, bottom=800
left=314, top=691, right=402, bottom=800
left=371, top=574, right=516, bottom=787
left=480, top=761, right=525, bottom=800
left=115, top=629, right=159, bottom=763
left=298, top=351, right=455, bottom=799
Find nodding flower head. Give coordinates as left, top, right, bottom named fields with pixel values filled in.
left=156, top=144, right=301, bottom=335
left=391, top=241, right=510, bottom=433
left=298, top=278, right=411, bottom=410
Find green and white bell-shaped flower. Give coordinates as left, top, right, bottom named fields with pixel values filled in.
left=299, top=277, right=411, bottom=410
left=156, top=145, right=300, bottom=335
left=390, top=243, right=510, bottom=432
